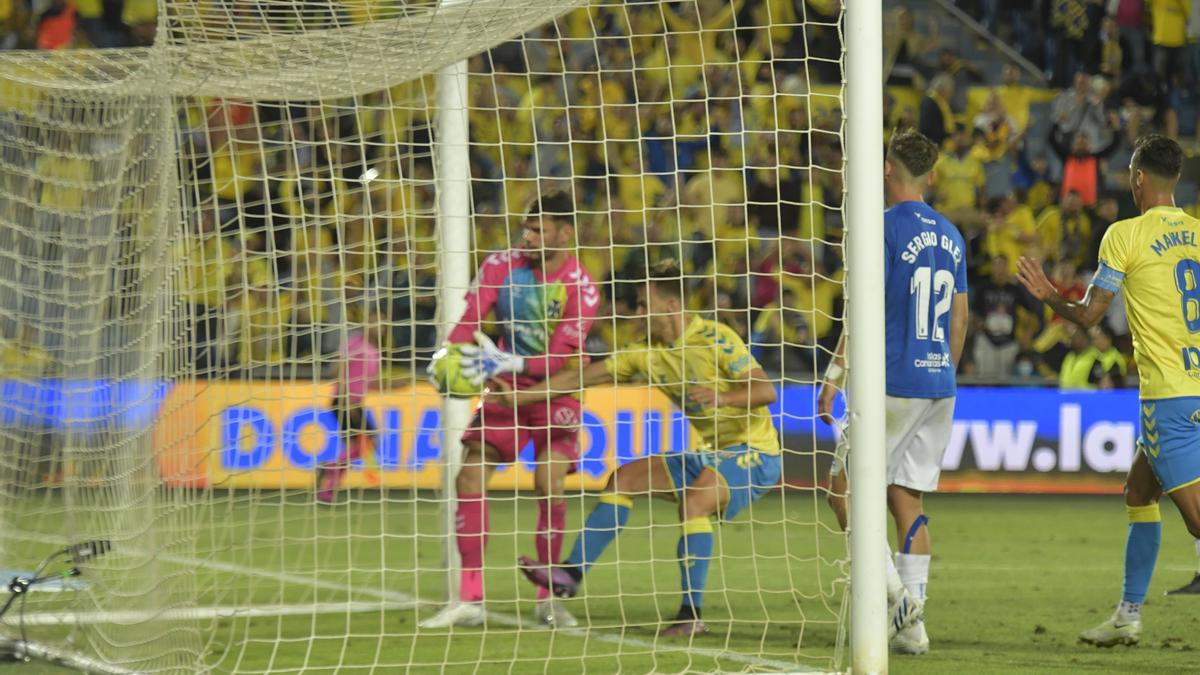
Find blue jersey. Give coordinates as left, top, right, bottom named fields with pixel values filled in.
left=884, top=201, right=968, bottom=398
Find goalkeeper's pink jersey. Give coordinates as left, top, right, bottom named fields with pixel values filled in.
left=342, top=332, right=381, bottom=403
left=448, top=249, right=598, bottom=386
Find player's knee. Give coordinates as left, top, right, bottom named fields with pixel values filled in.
left=533, top=471, right=565, bottom=500
left=1124, top=481, right=1160, bottom=507
left=886, top=486, right=922, bottom=517
left=609, top=462, right=643, bottom=496
left=456, top=467, right=483, bottom=494
left=679, top=492, right=721, bottom=521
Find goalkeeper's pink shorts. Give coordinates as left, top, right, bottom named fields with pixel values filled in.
left=461, top=396, right=581, bottom=471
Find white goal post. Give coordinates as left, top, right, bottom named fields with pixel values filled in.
left=845, top=0, right=889, bottom=671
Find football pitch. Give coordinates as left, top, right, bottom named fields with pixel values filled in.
left=3, top=493, right=1199, bottom=674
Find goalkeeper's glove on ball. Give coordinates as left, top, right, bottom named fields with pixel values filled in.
left=460, top=331, right=525, bottom=385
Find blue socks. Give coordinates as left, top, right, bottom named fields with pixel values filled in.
left=563, top=495, right=716, bottom=620
left=1123, top=504, right=1162, bottom=605
left=565, top=493, right=633, bottom=574
left=678, top=517, right=714, bottom=617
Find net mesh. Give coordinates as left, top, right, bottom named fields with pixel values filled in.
left=0, top=0, right=849, bottom=672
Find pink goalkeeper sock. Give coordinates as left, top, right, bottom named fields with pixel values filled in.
left=461, top=569, right=484, bottom=604
left=457, top=494, right=488, bottom=602
left=536, top=500, right=568, bottom=566
left=535, top=501, right=566, bottom=601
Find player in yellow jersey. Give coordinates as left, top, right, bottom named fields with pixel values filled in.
left=1016, top=135, right=1200, bottom=647
left=492, top=260, right=780, bottom=637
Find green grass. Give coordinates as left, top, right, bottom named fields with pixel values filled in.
left=2, top=493, right=1199, bottom=673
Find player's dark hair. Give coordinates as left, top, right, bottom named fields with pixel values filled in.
left=887, top=128, right=939, bottom=178
left=525, top=189, right=575, bottom=228
left=646, top=259, right=684, bottom=300
left=1131, top=134, right=1183, bottom=179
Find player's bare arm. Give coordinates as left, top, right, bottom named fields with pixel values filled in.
left=690, top=367, right=777, bottom=409
left=950, top=293, right=968, bottom=367
left=1016, top=256, right=1114, bottom=328
left=488, top=359, right=615, bottom=408
left=817, top=334, right=846, bottom=426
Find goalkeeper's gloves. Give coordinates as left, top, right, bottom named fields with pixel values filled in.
left=460, top=331, right=525, bottom=385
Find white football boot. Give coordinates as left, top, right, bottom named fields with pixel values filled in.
left=887, top=587, right=924, bottom=640
left=891, top=619, right=930, bottom=654
left=1079, top=613, right=1141, bottom=647
left=534, top=599, right=578, bottom=628
left=418, top=602, right=486, bottom=629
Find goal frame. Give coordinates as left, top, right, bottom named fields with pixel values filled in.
left=428, top=0, right=891, bottom=671
left=845, top=0, right=889, bottom=672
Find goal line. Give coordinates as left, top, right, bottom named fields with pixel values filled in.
left=5, top=531, right=830, bottom=673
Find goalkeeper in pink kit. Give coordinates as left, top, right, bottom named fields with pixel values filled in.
left=420, top=190, right=599, bottom=629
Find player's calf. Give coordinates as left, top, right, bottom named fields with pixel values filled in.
left=519, top=457, right=668, bottom=595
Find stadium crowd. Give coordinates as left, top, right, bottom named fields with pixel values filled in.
left=2, top=0, right=1199, bottom=392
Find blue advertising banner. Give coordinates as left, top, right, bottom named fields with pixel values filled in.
left=2, top=381, right=1146, bottom=493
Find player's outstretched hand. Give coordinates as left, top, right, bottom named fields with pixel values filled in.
left=1015, top=256, right=1055, bottom=301
left=817, top=380, right=838, bottom=426
left=461, top=331, right=525, bottom=386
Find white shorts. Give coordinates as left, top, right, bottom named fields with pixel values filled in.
left=830, top=395, right=955, bottom=493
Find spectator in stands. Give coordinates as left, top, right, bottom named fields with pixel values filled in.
left=1058, top=324, right=1101, bottom=389
left=1091, top=324, right=1129, bottom=388
left=1166, top=70, right=1200, bottom=141
left=918, top=74, right=957, bottom=148
left=750, top=286, right=811, bottom=375
left=228, top=279, right=290, bottom=374
left=995, top=64, right=1054, bottom=133
left=972, top=255, right=1040, bottom=378
left=1149, top=0, right=1191, bottom=88
left=937, top=48, right=986, bottom=93
left=1059, top=324, right=1128, bottom=389
left=933, top=124, right=986, bottom=227
left=177, top=202, right=236, bottom=372
left=1037, top=190, right=1093, bottom=266
left=1046, top=0, right=1092, bottom=87
left=1048, top=126, right=1120, bottom=207
left=972, top=92, right=1019, bottom=162
left=1098, top=15, right=1124, bottom=81
left=1012, top=138, right=1056, bottom=213
left=1052, top=72, right=1110, bottom=149
left=1110, top=0, right=1148, bottom=74
left=36, top=0, right=77, bottom=50
left=983, top=193, right=1039, bottom=270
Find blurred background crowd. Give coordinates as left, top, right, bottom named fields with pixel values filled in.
left=1, top=0, right=1198, bottom=392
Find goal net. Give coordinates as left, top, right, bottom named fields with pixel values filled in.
left=0, top=0, right=851, bottom=671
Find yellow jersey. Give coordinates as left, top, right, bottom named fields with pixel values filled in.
left=1095, top=206, right=1200, bottom=400
left=605, top=317, right=780, bottom=455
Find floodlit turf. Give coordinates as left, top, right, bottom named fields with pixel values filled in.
left=2, top=493, right=1199, bottom=673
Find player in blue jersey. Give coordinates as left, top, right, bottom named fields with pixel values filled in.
left=1016, top=135, right=1200, bottom=646
left=818, top=129, right=970, bottom=655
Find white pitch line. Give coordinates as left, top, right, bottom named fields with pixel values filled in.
left=7, top=529, right=832, bottom=673
left=17, top=601, right=414, bottom=626
left=157, top=551, right=827, bottom=673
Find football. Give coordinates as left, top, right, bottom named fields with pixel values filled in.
left=429, top=343, right=482, bottom=398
